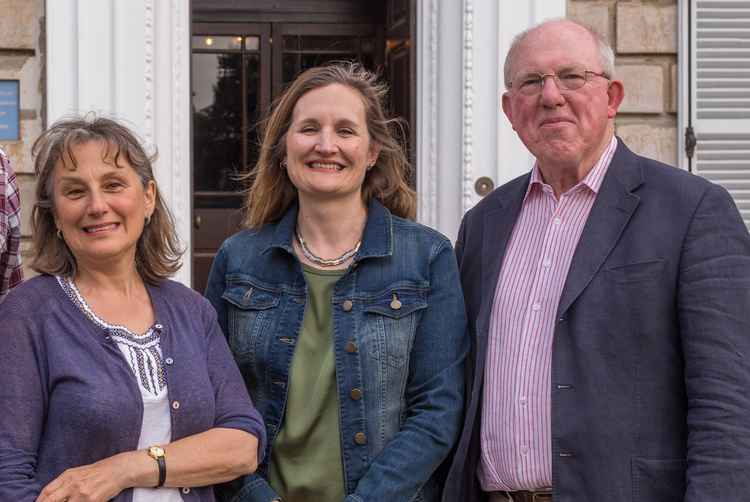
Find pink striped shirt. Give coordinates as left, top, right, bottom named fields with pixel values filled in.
left=479, top=137, right=618, bottom=491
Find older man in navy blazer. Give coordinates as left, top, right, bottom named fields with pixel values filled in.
left=443, top=19, right=750, bottom=502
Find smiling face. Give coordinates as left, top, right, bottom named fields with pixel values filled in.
left=284, top=83, right=380, bottom=204
left=502, top=21, right=623, bottom=178
left=52, top=140, right=155, bottom=271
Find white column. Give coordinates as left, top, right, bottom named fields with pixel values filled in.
left=46, top=0, right=191, bottom=286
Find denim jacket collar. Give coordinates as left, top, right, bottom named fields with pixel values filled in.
left=264, top=198, right=394, bottom=261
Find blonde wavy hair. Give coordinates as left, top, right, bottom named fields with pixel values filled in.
left=244, top=62, right=416, bottom=227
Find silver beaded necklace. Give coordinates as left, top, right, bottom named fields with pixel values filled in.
left=295, top=228, right=361, bottom=267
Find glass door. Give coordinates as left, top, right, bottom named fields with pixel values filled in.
left=191, top=24, right=270, bottom=293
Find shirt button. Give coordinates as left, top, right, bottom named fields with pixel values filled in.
left=553, top=217, right=562, bottom=225
left=519, top=396, right=527, bottom=405
left=350, top=388, right=363, bottom=400
left=172, top=400, right=180, bottom=410
left=531, top=303, right=541, bottom=311
left=521, top=445, right=530, bottom=455
left=542, top=259, right=551, bottom=268
left=342, top=300, right=353, bottom=312
left=345, top=341, right=358, bottom=353
left=154, top=323, right=163, bottom=330
left=354, top=432, right=367, bottom=445
left=165, top=357, right=174, bottom=365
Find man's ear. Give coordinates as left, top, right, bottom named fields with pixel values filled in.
left=501, top=92, right=516, bottom=131
left=606, top=80, right=625, bottom=119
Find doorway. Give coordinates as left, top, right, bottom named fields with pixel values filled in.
left=190, top=1, right=415, bottom=292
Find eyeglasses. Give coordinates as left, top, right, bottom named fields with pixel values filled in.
left=510, top=66, right=610, bottom=95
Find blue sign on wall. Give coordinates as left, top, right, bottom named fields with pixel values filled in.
left=0, top=80, right=20, bottom=141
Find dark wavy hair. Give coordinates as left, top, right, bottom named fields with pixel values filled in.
left=244, top=62, right=416, bottom=227
left=30, top=115, right=183, bottom=284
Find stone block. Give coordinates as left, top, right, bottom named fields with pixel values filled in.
left=16, top=174, right=36, bottom=238
left=20, top=238, right=38, bottom=280
left=567, top=2, right=612, bottom=45
left=617, top=63, right=665, bottom=114
left=616, top=122, right=678, bottom=167
left=0, top=117, right=42, bottom=174
left=617, top=3, right=677, bottom=54
left=0, top=54, right=43, bottom=113
left=0, top=0, right=41, bottom=50
left=669, top=63, right=677, bottom=113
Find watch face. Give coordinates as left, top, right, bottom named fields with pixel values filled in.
left=149, top=446, right=165, bottom=458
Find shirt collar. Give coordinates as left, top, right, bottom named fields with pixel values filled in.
left=525, top=136, right=618, bottom=199
left=264, top=197, right=393, bottom=261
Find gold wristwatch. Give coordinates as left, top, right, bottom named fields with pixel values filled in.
left=147, top=445, right=166, bottom=488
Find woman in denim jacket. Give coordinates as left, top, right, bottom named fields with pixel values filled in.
left=206, top=63, right=467, bottom=502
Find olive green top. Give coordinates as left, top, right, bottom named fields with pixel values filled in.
left=268, top=265, right=346, bottom=502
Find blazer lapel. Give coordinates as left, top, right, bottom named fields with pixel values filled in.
left=557, top=141, right=644, bottom=318
left=478, top=175, right=529, bottom=334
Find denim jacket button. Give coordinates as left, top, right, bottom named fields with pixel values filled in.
left=390, top=293, right=402, bottom=310
left=345, top=341, right=358, bottom=353
left=342, top=300, right=353, bottom=312
left=354, top=432, right=367, bottom=445
left=350, top=388, right=363, bottom=400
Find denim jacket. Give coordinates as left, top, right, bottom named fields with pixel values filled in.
left=206, top=199, right=468, bottom=502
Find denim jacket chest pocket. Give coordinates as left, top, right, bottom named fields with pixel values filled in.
left=360, top=289, right=428, bottom=369
left=222, top=282, right=281, bottom=366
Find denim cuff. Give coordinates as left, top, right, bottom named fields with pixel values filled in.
left=228, top=474, right=280, bottom=502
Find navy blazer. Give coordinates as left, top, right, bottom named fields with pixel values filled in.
left=443, top=139, right=750, bottom=502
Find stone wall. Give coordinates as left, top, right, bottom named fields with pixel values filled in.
left=0, top=0, right=43, bottom=277
left=568, top=0, right=679, bottom=166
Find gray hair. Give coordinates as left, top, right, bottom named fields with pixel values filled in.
left=503, top=19, right=615, bottom=89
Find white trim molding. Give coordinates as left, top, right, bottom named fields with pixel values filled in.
left=462, top=0, right=475, bottom=214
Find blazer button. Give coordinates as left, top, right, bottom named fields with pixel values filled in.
left=350, top=388, right=363, bottom=400
left=354, top=432, right=367, bottom=445
left=342, top=300, right=353, bottom=312
left=345, top=341, right=358, bottom=353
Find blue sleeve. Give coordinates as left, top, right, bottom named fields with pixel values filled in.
left=205, top=245, right=281, bottom=502
left=202, top=297, right=267, bottom=462
left=0, top=292, right=46, bottom=501
left=348, top=238, right=469, bottom=501
left=679, top=183, right=750, bottom=500
left=205, top=244, right=229, bottom=336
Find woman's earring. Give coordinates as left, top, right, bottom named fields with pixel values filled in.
left=145, top=215, right=151, bottom=226
left=56, top=228, right=63, bottom=240
left=281, top=159, right=288, bottom=169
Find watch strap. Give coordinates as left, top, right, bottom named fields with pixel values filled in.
left=154, top=453, right=166, bottom=488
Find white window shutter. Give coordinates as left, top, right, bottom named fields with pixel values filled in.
left=691, top=0, right=750, bottom=229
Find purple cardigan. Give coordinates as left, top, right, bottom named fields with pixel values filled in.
left=0, top=275, right=266, bottom=502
